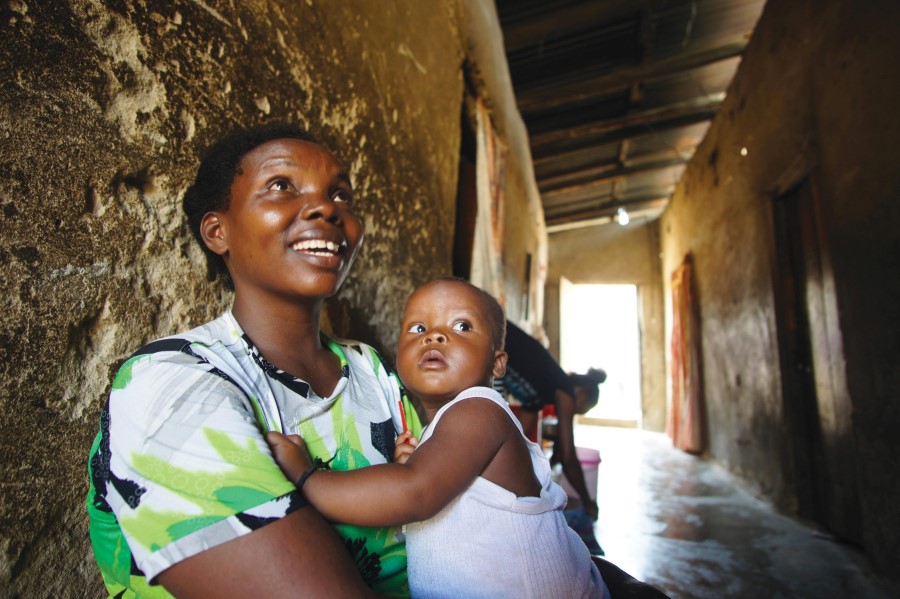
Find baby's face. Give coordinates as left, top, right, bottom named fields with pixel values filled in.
left=397, top=280, right=505, bottom=406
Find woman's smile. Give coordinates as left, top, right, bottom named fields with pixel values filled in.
left=289, top=234, right=351, bottom=269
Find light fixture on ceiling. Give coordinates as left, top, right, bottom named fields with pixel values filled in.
left=617, top=207, right=630, bottom=226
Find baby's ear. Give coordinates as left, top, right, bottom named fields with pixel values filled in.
left=492, top=350, right=508, bottom=379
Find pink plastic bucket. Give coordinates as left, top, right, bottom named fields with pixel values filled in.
left=558, top=446, right=600, bottom=501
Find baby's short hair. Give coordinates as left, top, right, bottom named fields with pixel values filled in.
left=431, top=277, right=506, bottom=350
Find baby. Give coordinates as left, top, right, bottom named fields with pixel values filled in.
left=267, top=277, right=609, bottom=599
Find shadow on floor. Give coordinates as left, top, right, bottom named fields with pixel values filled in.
left=576, top=426, right=900, bottom=599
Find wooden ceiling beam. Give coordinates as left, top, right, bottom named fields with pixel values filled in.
left=518, top=41, right=746, bottom=114
left=502, top=0, right=646, bottom=53
left=530, top=93, right=723, bottom=157
left=534, top=141, right=694, bottom=172
left=545, top=195, right=670, bottom=227
left=544, top=184, right=675, bottom=210
left=538, top=156, right=688, bottom=193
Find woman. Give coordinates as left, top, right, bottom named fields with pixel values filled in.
left=499, top=320, right=607, bottom=520
left=86, top=124, right=418, bottom=597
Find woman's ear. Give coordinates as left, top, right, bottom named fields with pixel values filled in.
left=492, top=350, right=508, bottom=379
left=200, top=212, right=228, bottom=256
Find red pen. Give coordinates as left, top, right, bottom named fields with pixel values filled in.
left=398, top=399, right=408, bottom=434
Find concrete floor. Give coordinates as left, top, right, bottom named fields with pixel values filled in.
left=574, top=426, right=900, bottom=599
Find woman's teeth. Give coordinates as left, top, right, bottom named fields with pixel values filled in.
left=292, top=239, right=344, bottom=255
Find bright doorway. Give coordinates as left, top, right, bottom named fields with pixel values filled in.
left=559, top=279, right=642, bottom=424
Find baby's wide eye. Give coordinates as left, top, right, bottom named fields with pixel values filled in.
left=407, top=323, right=426, bottom=334
left=333, top=188, right=354, bottom=205
left=268, top=179, right=291, bottom=192
left=452, top=321, right=471, bottom=332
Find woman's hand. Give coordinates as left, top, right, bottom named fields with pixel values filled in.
left=265, top=431, right=313, bottom=484
left=393, top=431, right=418, bottom=464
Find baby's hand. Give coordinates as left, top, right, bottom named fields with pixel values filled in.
left=265, top=431, right=313, bottom=484
left=394, top=431, right=419, bottom=465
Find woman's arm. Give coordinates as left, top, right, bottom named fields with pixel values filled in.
left=157, top=506, right=376, bottom=598
left=271, top=398, right=514, bottom=527
left=555, top=388, right=599, bottom=519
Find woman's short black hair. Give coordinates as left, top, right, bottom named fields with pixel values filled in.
left=569, top=367, right=607, bottom=407
left=182, top=123, right=320, bottom=288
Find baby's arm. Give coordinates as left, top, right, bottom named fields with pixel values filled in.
left=266, top=398, right=514, bottom=528
left=265, top=431, right=419, bottom=480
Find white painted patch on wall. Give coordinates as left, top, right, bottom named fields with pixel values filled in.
left=255, top=96, right=272, bottom=114
left=189, top=0, right=232, bottom=27
left=398, top=43, right=427, bottom=75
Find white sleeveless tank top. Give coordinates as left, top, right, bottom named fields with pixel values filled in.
left=405, top=386, right=608, bottom=599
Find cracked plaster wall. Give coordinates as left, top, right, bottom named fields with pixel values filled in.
left=0, top=0, right=514, bottom=594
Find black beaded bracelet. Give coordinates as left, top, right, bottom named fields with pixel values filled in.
left=295, top=456, right=334, bottom=490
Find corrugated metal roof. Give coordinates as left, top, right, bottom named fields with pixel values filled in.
left=495, top=0, right=766, bottom=230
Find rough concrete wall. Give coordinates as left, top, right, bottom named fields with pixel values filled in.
left=659, top=0, right=900, bottom=575
left=545, top=220, right=667, bottom=431
left=803, top=0, right=900, bottom=575
left=0, top=1, right=466, bottom=594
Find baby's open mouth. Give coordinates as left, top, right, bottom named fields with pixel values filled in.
left=420, top=349, right=446, bottom=366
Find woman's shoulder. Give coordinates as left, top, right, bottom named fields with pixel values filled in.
left=112, top=313, right=245, bottom=388
left=325, top=336, right=392, bottom=371
left=124, top=313, right=233, bottom=355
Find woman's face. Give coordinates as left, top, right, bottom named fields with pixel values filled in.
left=203, top=138, right=363, bottom=302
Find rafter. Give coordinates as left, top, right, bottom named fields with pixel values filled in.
left=502, top=0, right=646, bottom=53
left=519, top=41, right=746, bottom=114
left=544, top=195, right=670, bottom=227
left=543, top=184, right=676, bottom=211
left=531, top=93, right=723, bottom=158
left=538, top=156, right=689, bottom=193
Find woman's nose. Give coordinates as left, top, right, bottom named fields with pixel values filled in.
left=301, top=192, right=341, bottom=224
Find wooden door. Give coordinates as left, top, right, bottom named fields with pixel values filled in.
left=772, top=179, right=861, bottom=543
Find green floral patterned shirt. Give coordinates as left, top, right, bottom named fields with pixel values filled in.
left=87, top=311, right=420, bottom=598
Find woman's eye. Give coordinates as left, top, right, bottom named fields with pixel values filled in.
left=452, top=321, right=472, bottom=332
left=407, top=323, right=426, bottom=334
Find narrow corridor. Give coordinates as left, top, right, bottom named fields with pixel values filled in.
left=576, top=426, right=899, bottom=598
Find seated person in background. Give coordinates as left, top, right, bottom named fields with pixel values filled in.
left=268, top=277, right=610, bottom=599
left=497, top=320, right=607, bottom=520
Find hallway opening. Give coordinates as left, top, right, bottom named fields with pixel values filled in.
left=560, top=279, right=642, bottom=425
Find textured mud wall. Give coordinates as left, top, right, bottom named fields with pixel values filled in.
left=0, top=0, right=469, bottom=594
left=659, top=0, right=900, bottom=576
left=545, top=221, right=666, bottom=431
left=459, top=0, right=548, bottom=329
left=499, top=144, right=546, bottom=326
